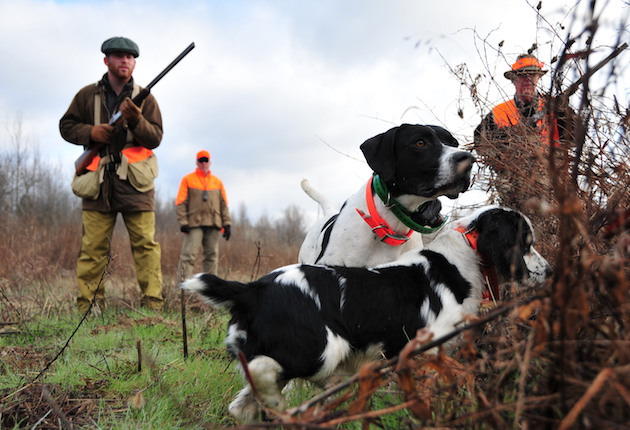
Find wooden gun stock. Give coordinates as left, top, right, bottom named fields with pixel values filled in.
left=73, top=42, right=195, bottom=176
left=74, top=145, right=103, bottom=175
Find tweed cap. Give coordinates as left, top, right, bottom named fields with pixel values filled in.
left=504, top=54, right=547, bottom=80
left=101, top=37, right=139, bottom=57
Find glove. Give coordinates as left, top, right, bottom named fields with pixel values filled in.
left=222, top=225, right=231, bottom=241
left=180, top=225, right=191, bottom=233
left=120, top=97, right=142, bottom=126
left=90, top=124, right=113, bottom=143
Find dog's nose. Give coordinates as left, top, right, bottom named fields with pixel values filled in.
left=453, top=152, right=475, bottom=174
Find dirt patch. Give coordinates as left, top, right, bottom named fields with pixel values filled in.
left=1, top=345, right=50, bottom=371
left=0, top=382, right=122, bottom=429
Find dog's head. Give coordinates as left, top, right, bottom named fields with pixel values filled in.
left=469, top=207, right=551, bottom=284
left=360, top=124, right=474, bottom=199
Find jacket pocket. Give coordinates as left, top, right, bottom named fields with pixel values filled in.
left=71, top=168, right=102, bottom=200
left=126, top=154, right=159, bottom=193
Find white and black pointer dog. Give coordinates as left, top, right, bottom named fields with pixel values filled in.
left=299, top=123, right=475, bottom=267
left=183, top=206, right=551, bottom=423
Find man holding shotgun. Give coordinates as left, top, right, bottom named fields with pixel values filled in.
left=60, top=37, right=164, bottom=313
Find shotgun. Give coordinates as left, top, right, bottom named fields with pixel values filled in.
left=74, top=42, right=196, bottom=175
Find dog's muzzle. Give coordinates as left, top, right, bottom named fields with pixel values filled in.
left=437, top=153, right=475, bottom=199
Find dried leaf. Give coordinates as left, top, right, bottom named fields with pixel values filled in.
left=348, top=361, right=383, bottom=415
left=128, top=391, right=145, bottom=410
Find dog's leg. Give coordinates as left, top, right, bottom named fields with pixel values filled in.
left=426, top=303, right=466, bottom=354
left=248, top=356, right=287, bottom=412
left=228, top=385, right=259, bottom=423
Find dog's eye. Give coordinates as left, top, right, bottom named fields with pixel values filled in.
left=415, top=139, right=427, bottom=148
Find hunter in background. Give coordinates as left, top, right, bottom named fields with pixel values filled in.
left=473, top=54, right=576, bottom=254
left=175, top=150, right=232, bottom=281
left=59, top=36, right=164, bottom=313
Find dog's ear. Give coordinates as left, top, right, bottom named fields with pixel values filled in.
left=360, top=126, right=400, bottom=183
left=427, top=125, right=459, bottom=147
left=475, top=209, right=528, bottom=281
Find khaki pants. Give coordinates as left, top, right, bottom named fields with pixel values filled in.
left=77, top=210, right=163, bottom=312
left=177, top=227, right=220, bottom=282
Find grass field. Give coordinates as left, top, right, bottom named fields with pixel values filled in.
left=0, top=292, right=417, bottom=429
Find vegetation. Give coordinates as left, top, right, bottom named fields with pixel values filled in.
left=1, top=2, right=628, bottom=429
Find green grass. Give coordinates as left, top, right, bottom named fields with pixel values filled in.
left=0, top=307, right=243, bottom=428
left=1, top=307, right=425, bottom=429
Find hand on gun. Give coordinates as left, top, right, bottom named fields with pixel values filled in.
left=90, top=124, right=113, bottom=143
left=120, top=97, right=142, bottom=125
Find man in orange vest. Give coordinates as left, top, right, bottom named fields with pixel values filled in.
left=60, top=37, right=164, bottom=313
left=474, top=54, right=566, bottom=160
left=175, top=150, right=232, bottom=280
left=473, top=54, right=575, bottom=201
left=473, top=54, right=578, bottom=257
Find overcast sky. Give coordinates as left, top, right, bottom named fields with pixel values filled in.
left=0, top=0, right=627, bottom=224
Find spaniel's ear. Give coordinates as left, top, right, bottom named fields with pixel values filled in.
left=360, top=125, right=401, bottom=184
left=475, top=209, right=528, bottom=281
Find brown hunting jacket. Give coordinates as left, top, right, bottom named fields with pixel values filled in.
left=60, top=74, right=163, bottom=212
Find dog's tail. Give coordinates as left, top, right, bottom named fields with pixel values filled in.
left=301, top=179, right=335, bottom=217
left=181, top=273, right=249, bottom=310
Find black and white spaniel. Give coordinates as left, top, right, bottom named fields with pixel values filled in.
left=299, top=124, right=475, bottom=267
left=183, top=206, right=550, bottom=423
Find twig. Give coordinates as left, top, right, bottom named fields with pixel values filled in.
left=315, top=135, right=364, bottom=163
left=30, top=408, right=52, bottom=430
left=136, top=339, right=142, bottom=372
left=446, top=394, right=561, bottom=426
left=180, top=287, right=188, bottom=359
left=558, top=368, right=614, bottom=430
left=250, top=242, right=263, bottom=281
left=320, top=399, right=416, bottom=426
left=30, top=297, right=94, bottom=384
left=514, top=329, right=535, bottom=426
left=41, top=385, right=73, bottom=430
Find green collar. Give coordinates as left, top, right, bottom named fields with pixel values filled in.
left=372, top=174, right=448, bottom=234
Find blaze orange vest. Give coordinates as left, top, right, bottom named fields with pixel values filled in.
left=86, top=84, right=154, bottom=171
left=85, top=146, right=154, bottom=171
left=492, top=98, right=560, bottom=146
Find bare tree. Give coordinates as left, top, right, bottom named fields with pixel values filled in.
left=275, top=204, right=306, bottom=246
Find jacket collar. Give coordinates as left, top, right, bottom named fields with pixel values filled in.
left=195, top=168, right=211, bottom=177
left=99, top=73, right=134, bottom=95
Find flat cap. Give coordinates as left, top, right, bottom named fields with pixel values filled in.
left=101, top=37, right=139, bottom=57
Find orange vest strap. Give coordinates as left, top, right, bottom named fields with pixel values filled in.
left=123, top=146, right=154, bottom=164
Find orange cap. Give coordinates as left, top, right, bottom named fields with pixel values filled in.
left=196, top=150, right=210, bottom=160
left=504, top=54, right=547, bottom=80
